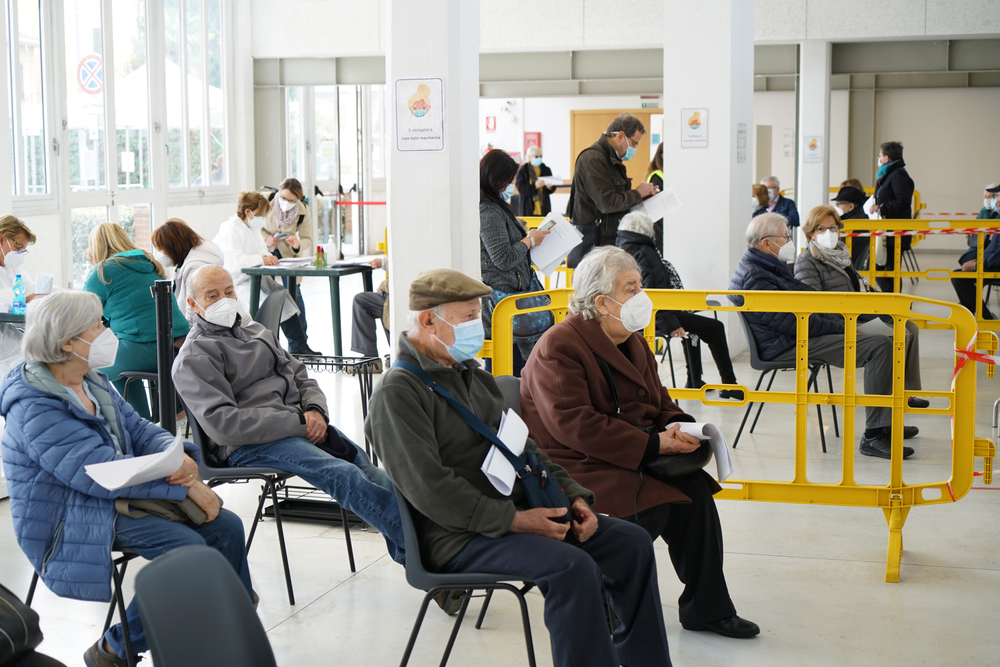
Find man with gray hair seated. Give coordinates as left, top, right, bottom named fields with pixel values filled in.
left=754, top=175, right=799, bottom=229
left=367, top=267, right=676, bottom=666
left=729, top=213, right=918, bottom=459
left=172, top=264, right=404, bottom=562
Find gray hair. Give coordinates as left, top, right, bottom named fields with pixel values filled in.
left=22, top=291, right=104, bottom=363
left=525, top=145, right=542, bottom=160
left=406, top=306, right=446, bottom=337
left=618, top=212, right=655, bottom=238
left=746, top=212, right=789, bottom=248
left=761, top=175, right=780, bottom=189
left=569, top=247, right=640, bottom=320
left=605, top=113, right=645, bottom=138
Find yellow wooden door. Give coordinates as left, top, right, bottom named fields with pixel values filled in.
left=569, top=109, right=653, bottom=186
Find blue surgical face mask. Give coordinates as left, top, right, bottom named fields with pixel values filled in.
left=531, top=157, right=542, bottom=167
left=433, top=316, right=485, bottom=362
left=989, top=197, right=999, bottom=212
left=502, top=183, right=516, bottom=201
left=622, top=135, right=636, bottom=162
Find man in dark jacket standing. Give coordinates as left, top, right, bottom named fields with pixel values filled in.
left=729, top=213, right=916, bottom=459
left=871, top=141, right=915, bottom=292
left=831, top=185, right=871, bottom=269
left=756, top=176, right=800, bottom=229
left=567, top=113, right=657, bottom=267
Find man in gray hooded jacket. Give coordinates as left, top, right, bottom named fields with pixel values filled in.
left=172, top=265, right=404, bottom=563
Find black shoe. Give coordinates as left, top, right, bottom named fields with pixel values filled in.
left=860, top=433, right=914, bottom=459
left=903, top=425, right=919, bottom=439
left=84, top=640, right=142, bottom=667
left=683, top=615, right=760, bottom=639
left=290, top=346, right=324, bottom=357
left=907, top=397, right=930, bottom=409
left=433, top=589, right=467, bottom=616
left=719, top=389, right=745, bottom=401
left=685, top=379, right=707, bottom=390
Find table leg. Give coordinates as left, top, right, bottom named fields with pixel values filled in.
left=329, top=276, right=343, bottom=357
left=249, top=276, right=262, bottom=318
left=287, top=276, right=298, bottom=303
left=362, top=271, right=373, bottom=293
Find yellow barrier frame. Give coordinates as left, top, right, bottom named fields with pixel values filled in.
left=842, top=218, right=1000, bottom=335
left=490, top=288, right=996, bottom=582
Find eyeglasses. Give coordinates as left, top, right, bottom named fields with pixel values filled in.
left=4, top=238, right=25, bottom=252
left=768, top=234, right=791, bottom=241
left=815, top=225, right=839, bottom=233
left=626, top=135, right=641, bottom=148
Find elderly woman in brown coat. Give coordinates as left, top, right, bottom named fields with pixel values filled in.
left=520, top=246, right=758, bottom=640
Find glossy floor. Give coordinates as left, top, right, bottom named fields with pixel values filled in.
left=2, top=266, right=998, bottom=666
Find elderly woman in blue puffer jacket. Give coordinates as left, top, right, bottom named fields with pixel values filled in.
left=0, top=291, right=252, bottom=667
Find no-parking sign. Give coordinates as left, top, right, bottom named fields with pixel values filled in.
left=77, top=54, right=103, bottom=95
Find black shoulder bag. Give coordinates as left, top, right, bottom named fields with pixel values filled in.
left=0, top=581, right=43, bottom=665
left=393, top=360, right=572, bottom=523
left=592, top=354, right=712, bottom=482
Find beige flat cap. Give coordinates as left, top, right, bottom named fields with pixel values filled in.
left=409, top=268, right=492, bottom=310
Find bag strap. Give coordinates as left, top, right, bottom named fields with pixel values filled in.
left=392, top=360, right=527, bottom=471
left=592, top=353, right=621, bottom=416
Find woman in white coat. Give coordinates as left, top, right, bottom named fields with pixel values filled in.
left=213, top=191, right=321, bottom=355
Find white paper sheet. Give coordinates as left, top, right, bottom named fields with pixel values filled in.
left=535, top=176, right=563, bottom=187
left=85, top=434, right=185, bottom=491
left=631, top=187, right=682, bottom=221
left=863, top=195, right=880, bottom=220
left=676, top=422, right=733, bottom=482
left=481, top=409, right=528, bottom=496
left=529, top=212, right=583, bottom=277
left=277, top=257, right=314, bottom=267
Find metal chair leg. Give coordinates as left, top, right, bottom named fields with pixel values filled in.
left=475, top=589, right=494, bottom=630
left=25, top=572, right=38, bottom=606
left=666, top=340, right=676, bottom=388
left=439, top=591, right=473, bottom=667
left=266, top=477, right=295, bottom=605
left=340, top=505, right=356, bottom=573
left=245, top=482, right=270, bottom=553
left=512, top=586, right=538, bottom=667
left=110, top=559, right=136, bottom=667
left=809, top=367, right=827, bottom=453
left=826, top=363, right=840, bottom=437
left=750, top=369, right=778, bottom=433
left=733, top=370, right=768, bottom=448
left=399, top=591, right=436, bottom=667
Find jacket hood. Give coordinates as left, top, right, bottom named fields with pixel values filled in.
left=103, top=249, right=157, bottom=274
left=184, top=240, right=226, bottom=267
left=595, top=134, right=624, bottom=166
left=743, top=247, right=795, bottom=278
left=0, top=363, right=111, bottom=420
left=615, top=229, right=654, bottom=248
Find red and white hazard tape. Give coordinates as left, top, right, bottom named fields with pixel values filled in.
left=842, top=226, right=1000, bottom=238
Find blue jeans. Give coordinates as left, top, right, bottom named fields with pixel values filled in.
left=227, top=431, right=405, bottom=564
left=104, top=508, right=251, bottom=657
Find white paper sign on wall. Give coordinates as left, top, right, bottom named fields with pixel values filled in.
left=803, top=135, right=823, bottom=164
left=680, top=108, right=708, bottom=148
left=395, top=78, right=444, bottom=152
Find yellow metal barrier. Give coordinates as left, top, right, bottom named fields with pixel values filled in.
left=490, top=288, right=996, bottom=582
left=841, top=219, right=1000, bottom=336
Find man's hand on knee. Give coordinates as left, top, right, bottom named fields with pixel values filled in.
left=570, top=498, right=598, bottom=543
left=304, top=409, right=329, bottom=444
left=509, top=508, right=571, bottom=541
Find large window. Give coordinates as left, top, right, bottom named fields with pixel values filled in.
left=6, top=0, right=50, bottom=196
left=164, top=0, right=226, bottom=189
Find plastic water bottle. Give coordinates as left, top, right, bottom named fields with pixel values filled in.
left=11, top=275, right=25, bottom=315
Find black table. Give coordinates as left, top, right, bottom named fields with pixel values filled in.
left=0, top=313, right=25, bottom=324
left=241, top=264, right=373, bottom=356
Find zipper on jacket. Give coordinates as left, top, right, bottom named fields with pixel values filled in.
left=40, top=519, right=65, bottom=577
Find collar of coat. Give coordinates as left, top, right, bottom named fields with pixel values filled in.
left=745, top=247, right=795, bottom=278
left=188, top=311, right=254, bottom=342
left=396, top=332, right=482, bottom=377
left=564, top=312, right=651, bottom=389
left=877, top=159, right=906, bottom=183
left=596, top=134, right=624, bottom=167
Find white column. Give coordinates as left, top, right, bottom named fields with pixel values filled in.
left=662, top=0, right=754, bottom=354
left=795, top=40, right=832, bottom=244
left=385, top=0, right=480, bottom=343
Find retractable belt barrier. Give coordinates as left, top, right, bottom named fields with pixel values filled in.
left=841, top=219, right=1000, bottom=331
left=488, top=288, right=997, bottom=582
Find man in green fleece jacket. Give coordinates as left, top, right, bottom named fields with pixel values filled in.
left=365, top=268, right=674, bottom=667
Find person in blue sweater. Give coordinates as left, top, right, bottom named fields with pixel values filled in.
left=729, top=213, right=917, bottom=459
left=0, top=291, right=251, bottom=667
left=952, top=183, right=1000, bottom=319
left=84, top=223, right=190, bottom=419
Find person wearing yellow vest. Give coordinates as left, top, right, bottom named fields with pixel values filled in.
left=644, top=142, right=665, bottom=251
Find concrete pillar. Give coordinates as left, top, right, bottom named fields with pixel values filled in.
left=662, top=0, right=754, bottom=355
left=385, top=0, right=480, bottom=343
left=795, top=40, right=832, bottom=242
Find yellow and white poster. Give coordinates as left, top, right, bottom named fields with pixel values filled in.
left=395, top=78, right=444, bottom=152
left=680, top=108, right=708, bottom=148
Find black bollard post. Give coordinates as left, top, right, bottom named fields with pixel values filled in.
left=154, top=280, right=177, bottom=435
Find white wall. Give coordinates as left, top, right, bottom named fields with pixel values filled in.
left=829, top=89, right=849, bottom=187
left=751, top=91, right=797, bottom=193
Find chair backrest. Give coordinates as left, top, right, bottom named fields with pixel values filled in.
left=737, top=312, right=767, bottom=370
left=254, top=289, right=288, bottom=336
left=493, top=375, right=522, bottom=416
left=393, top=486, right=435, bottom=591
left=135, top=545, right=277, bottom=667
left=178, top=399, right=224, bottom=478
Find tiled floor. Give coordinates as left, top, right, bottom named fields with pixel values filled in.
left=3, top=261, right=999, bottom=666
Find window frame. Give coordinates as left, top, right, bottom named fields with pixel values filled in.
left=9, top=0, right=59, bottom=215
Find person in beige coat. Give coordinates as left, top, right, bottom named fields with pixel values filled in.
left=263, top=177, right=314, bottom=334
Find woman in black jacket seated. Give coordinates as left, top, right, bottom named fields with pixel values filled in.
left=616, top=212, right=742, bottom=399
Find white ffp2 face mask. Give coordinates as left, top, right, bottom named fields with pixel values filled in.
left=814, top=229, right=839, bottom=250
left=3, top=238, right=27, bottom=271
left=608, top=290, right=654, bottom=332
left=153, top=249, right=173, bottom=268
left=278, top=197, right=297, bottom=213
left=73, top=328, right=120, bottom=369
left=198, top=297, right=240, bottom=328
left=248, top=214, right=267, bottom=231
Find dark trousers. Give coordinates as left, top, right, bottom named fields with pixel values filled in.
left=627, top=473, right=736, bottom=627
left=280, top=275, right=309, bottom=335
left=567, top=224, right=600, bottom=268
left=351, top=291, right=388, bottom=356
left=271, top=249, right=311, bottom=352
left=951, top=274, right=998, bottom=319
left=876, top=236, right=912, bottom=293
left=444, top=515, right=671, bottom=667
left=659, top=312, right=738, bottom=386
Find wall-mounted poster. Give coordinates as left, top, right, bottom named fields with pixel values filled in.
left=803, top=135, right=823, bottom=164
left=395, top=78, right=444, bottom=151
left=680, top=108, right=708, bottom=148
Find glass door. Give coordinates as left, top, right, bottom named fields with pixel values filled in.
left=64, top=0, right=156, bottom=286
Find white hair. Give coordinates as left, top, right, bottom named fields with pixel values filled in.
left=618, top=212, right=655, bottom=238
left=762, top=176, right=780, bottom=188
left=526, top=146, right=542, bottom=160
left=22, top=291, right=104, bottom=364
left=746, top=212, right=789, bottom=248
left=568, top=247, right=640, bottom=320
left=406, top=306, right=446, bottom=337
